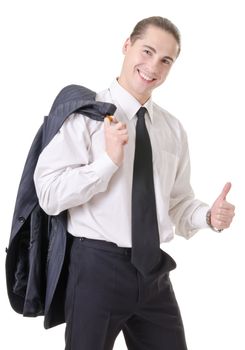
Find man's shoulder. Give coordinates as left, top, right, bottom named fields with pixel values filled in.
left=152, top=101, right=183, bottom=129
left=95, top=87, right=111, bottom=103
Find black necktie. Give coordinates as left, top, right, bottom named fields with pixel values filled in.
left=131, top=107, right=161, bottom=275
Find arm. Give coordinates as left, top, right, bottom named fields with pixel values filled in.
left=169, top=128, right=235, bottom=237
left=34, top=114, right=119, bottom=215
left=168, top=128, right=209, bottom=238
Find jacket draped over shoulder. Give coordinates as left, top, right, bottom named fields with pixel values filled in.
left=5, top=85, right=116, bottom=329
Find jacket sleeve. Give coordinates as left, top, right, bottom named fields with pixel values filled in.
left=34, top=113, right=118, bottom=215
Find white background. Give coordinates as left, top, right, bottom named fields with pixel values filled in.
left=0, top=0, right=244, bottom=349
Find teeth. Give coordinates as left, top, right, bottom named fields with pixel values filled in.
left=139, top=71, right=154, bottom=81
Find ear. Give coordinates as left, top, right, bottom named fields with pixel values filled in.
left=122, top=38, right=131, bottom=54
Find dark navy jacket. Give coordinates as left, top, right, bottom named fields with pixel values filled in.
left=5, top=85, right=116, bottom=329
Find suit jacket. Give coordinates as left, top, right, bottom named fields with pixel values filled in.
left=5, top=84, right=116, bottom=329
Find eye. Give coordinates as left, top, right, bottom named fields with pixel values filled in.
left=143, top=49, right=152, bottom=56
left=162, top=58, right=172, bottom=65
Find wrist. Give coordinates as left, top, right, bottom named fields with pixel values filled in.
left=206, top=209, right=223, bottom=232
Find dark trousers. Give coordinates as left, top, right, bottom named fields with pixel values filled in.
left=64, top=236, right=188, bottom=350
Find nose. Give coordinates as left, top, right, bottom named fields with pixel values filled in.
left=148, top=57, right=161, bottom=75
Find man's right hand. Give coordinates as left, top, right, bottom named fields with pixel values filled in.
left=104, top=116, right=129, bottom=166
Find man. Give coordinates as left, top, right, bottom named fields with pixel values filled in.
left=34, top=16, right=235, bottom=350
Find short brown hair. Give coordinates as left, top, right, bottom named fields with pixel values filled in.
left=130, top=16, right=181, bottom=56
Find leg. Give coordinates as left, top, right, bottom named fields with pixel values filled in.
left=123, top=254, right=188, bottom=350
left=64, top=237, right=138, bottom=350
left=65, top=238, right=120, bottom=350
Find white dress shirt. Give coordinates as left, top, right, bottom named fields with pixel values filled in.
left=34, top=79, right=209, bottom=247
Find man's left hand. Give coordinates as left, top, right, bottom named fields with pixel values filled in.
left=210, top=182, right=235, bottom=231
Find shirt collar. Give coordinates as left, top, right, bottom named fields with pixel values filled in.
left=109, top=79, right=154, bottom=123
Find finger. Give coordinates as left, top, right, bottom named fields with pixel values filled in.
left=215, top=213, right=235, bottom=223
left=217, top=207, right=235, bottom=216
left=117, top=129, right=128, bottom=135
left=106, top=115, right=114, bottom=123
left=114, top=122, right=127, bottom=130
left=104, top=115, right=117, bottom=123
left=213, top=217, right=232, bottom=229
left=212, top=207, right=235, bottom=225
left=116, top=134, right=129, bottom=145
left=122, top=136, right=129, bottom=145
left=218, top=182, right=232, bottom=201
left=213, top=222, right=230, bottom=230
left=219, top=201, right=235, bottom=211
left=212, top=212, right=230, bottom=227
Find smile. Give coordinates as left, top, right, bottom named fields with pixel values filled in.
left=138, top=69, right=155, bottom=82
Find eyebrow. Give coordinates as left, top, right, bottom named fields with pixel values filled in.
left=143, top=45, right=174, bottom=62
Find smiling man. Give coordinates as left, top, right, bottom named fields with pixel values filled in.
left=34, top=16, right=235, bottom=350
left=118, top=24, right=179, bottom=104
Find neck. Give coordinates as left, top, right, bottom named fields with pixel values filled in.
left=117, top=77, right=150, bottom=105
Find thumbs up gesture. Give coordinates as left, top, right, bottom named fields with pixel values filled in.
left=210, top=182, right=235, bottom=231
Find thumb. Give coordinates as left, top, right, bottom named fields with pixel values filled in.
left=217, top=182, right=232, bottom=201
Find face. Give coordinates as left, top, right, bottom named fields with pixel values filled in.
left=118, top=25, right=179, bottom=104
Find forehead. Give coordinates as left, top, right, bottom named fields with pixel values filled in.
left=136, top=25, right=179, bottom=57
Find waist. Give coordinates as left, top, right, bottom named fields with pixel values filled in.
left=69, top=234, right=132, bottom=256
left=67, top=205, right=174, bottom=245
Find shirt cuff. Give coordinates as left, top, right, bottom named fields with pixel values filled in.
left=191, top=204, right=210, bottom=229
left=89, top=152, right=119, bottom=187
